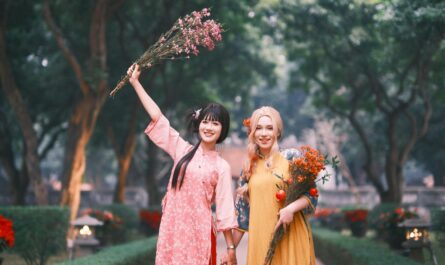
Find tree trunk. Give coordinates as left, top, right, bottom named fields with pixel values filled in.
left=60, top=98, right=99, bottom=222
left=112, top=103, right=139, bottom=203
left=0, top=24, right=47, bottom=205
left=42, top=0, right=122, bottom=228
left=0, top=140, right=28, bottom=205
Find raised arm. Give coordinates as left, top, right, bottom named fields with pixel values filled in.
left=128, top=64, right=161, bottom=122
left=129, top=64, right=191, bottom=161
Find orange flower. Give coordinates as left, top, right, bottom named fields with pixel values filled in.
left=297, top=175, right=305, bottom=183
left=243, top=118, right=251, bottom=128
left=242, top=118, right=251, bottom=135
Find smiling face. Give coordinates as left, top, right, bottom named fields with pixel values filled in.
left=199, top=117, right=222, bottom=145
left=254, top=115, right=275, bottom=155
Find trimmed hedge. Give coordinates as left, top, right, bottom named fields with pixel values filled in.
left=312, top=228, right=422, bottom=265
left=0, top=206, right=70, bottom=265
left=96, top=204, right=139, bottom=244
left=431, top=208, right=445, bottom=248
left=368, top=202, right=400, bottom=229
left=56, top=236, right=157, bottom=265
left=97, top=204, right=139, bottom=230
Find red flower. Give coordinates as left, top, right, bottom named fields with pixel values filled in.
left=344, top=209, right=368, bottom=223
left=309, top=188, right=319, bottom=197
left=0, top=215, right=15, bottom=248
left=314, top=208, right=339, bottom=218
left=394, top=208, right=404, bottom=216
left=275, top=190, right=286, bottom=202
left=139, top=210, right=162, bottom=230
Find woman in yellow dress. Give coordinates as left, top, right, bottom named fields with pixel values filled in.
left=223, top=106, right=317, bottom=265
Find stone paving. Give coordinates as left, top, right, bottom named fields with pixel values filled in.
left=216, top=233, right=325, bottom=265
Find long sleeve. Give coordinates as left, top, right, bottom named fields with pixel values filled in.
left=214, top=160, right=238, bottom=231
left=302, top=192, right=318, bottom=215
left=234, top=176, right=250, bottom=232
left=144, top=115, right=191, bottom=161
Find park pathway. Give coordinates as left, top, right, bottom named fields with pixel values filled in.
left=216, top=233, right=325, bottom=265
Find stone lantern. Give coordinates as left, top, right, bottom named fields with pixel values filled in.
left=400, top=218, right=438, bottom=265
left=69, top=215, right=103, bottom=258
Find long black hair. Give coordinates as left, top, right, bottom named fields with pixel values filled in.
left=171, top=103, right=230, bottom=190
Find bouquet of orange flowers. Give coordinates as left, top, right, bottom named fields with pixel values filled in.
left=110, top=8, right=223, bottom=96
left=264, top=145, right=338, bottom=265
left=0, top=215, right=14, bottom=252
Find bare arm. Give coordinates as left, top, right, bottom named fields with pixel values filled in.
left=284, top=196, right=311, bottom=214
left=127, top=64, right=161, bottom=122
left=222, top=230, right=237, bottom=265
left=232, top=229, right=245, bottom=247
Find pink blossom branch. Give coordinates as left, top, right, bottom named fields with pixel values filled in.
left=110, top=8, right=223, bottom=97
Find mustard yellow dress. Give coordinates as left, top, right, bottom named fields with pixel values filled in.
left=237, top=152, right=316, bottom=265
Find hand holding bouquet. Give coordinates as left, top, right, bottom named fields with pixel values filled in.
left=264, top=145, right=338, bottom=265
left=110, top=8, right=223, bottom=96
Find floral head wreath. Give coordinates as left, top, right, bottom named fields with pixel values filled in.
left=243, top=118, right=251, bottom=135
left=192, top=108, right=202, bottom=120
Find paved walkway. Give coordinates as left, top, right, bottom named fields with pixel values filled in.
left=216, top=233, right=325, bottom=265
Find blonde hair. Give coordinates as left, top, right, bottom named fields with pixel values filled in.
left=242, top=106, right=283, bottom=180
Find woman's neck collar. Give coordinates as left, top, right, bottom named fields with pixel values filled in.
left=199, top=141, right=217, bottom=153
left=258, top=148, right=273, bottom=160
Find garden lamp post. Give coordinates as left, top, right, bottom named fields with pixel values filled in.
left=400, top=218, right=438, bottom=265
left=70, top=215, right=103, bottom=258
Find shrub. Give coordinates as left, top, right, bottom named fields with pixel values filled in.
left=374, top=206, right=418, bottom=249
left=313, top=227, right=423, bottom=265
left=343, top=209, right=368, bottom=238
left=97, top=204, right=139, bottom=230
left=56, top=237, right=157, bottom=265
left=0, top=206, right=70, bottom=265
left=368, top=203, right=399, bottom=229
left=312, top=208, right=345, bottom=231
left=81, top=204, right=139, bottom=245
left=430, top=208, right=445, bottom=248
left=0, top=214, right=15, bottom=250
left=139, top=208, right=162, bottom=236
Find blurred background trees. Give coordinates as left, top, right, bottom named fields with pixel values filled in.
left=0, top=0, right=444, bottom=219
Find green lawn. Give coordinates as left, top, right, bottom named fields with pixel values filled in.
left=2, top=253, right=68, bottom=265
left=423, top=233, right=445, bottom=265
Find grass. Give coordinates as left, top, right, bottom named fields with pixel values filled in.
left=1, top=252, right=68, bottom=265
left=422, top=233, right=445, bottom=265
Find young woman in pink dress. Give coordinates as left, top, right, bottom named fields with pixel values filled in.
left=127, top=64, right=238, bottom=265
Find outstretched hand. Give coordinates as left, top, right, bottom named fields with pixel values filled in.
left=127, top=63, right=141, bottom=84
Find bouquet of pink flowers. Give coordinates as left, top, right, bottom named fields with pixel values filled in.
left=110, top=8, right=223, bottom=96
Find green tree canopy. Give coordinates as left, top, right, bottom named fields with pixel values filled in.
left=274, top=0, right=445, bottom=202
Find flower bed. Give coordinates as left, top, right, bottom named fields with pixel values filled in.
left=139, top=209, right=162, bottom=236
left=344, top=209, right=368, bottom=237
left=0, top=206, right=69, bottom=265
left=312, top=227, right=423, bottom=265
